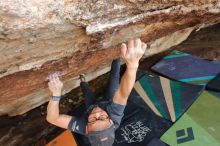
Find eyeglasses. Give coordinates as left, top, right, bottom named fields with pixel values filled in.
left=88, top=114, right=109, bottom=124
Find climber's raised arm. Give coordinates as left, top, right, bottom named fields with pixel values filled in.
left=113, top=38, right=146, bottom=105
left=46, top=74, right=72, bottom=129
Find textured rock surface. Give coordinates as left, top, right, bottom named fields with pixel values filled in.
left=1, top=0, right=220, bottom=116
left=1, top=22, right=220, bottom=146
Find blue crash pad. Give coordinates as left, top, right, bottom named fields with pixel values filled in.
left=152, top=50, right=220, bottom=86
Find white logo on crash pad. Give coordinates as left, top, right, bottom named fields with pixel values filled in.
left=116, top=121, right=151, bottom=143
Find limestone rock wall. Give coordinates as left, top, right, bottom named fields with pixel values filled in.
left=1, top=0, right=220, bottom=116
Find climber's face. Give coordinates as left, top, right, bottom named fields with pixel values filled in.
left=86, top=106, right=113, bottom=132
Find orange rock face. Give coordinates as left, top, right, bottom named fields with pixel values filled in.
left=1, top=0, right=220, bottom=116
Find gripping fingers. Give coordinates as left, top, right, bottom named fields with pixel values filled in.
left=141, top=42, right=147, bottom=51
left=127, top=40, right=134, bottom=55
left=134, top=38, right=141, bottom=49
left=121, top=38, right=146, bottom=61
left=48, top=73, right=62, bottom=87
left=120, top=43, right=127, bottom=59
left=48, top=81, right=52, bottom=88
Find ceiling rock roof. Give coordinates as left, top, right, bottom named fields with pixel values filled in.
left=1, top=0, right=220, bottom=116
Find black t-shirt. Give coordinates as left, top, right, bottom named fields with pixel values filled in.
left=67, top=101, right=126, bottom=135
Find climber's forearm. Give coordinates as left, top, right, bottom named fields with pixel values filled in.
left=47, top=99, right=60, bottom=122
left=113, top=67, right=137, bottom=105
left=46, top=98, right=72, bottom=129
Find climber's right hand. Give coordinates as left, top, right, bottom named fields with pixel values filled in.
left=48, top=73, right=63, bottom=96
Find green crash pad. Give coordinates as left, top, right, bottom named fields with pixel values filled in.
left=134, top=71, right=203, bottom=122
left=161, top=91, right=220, bottom=146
